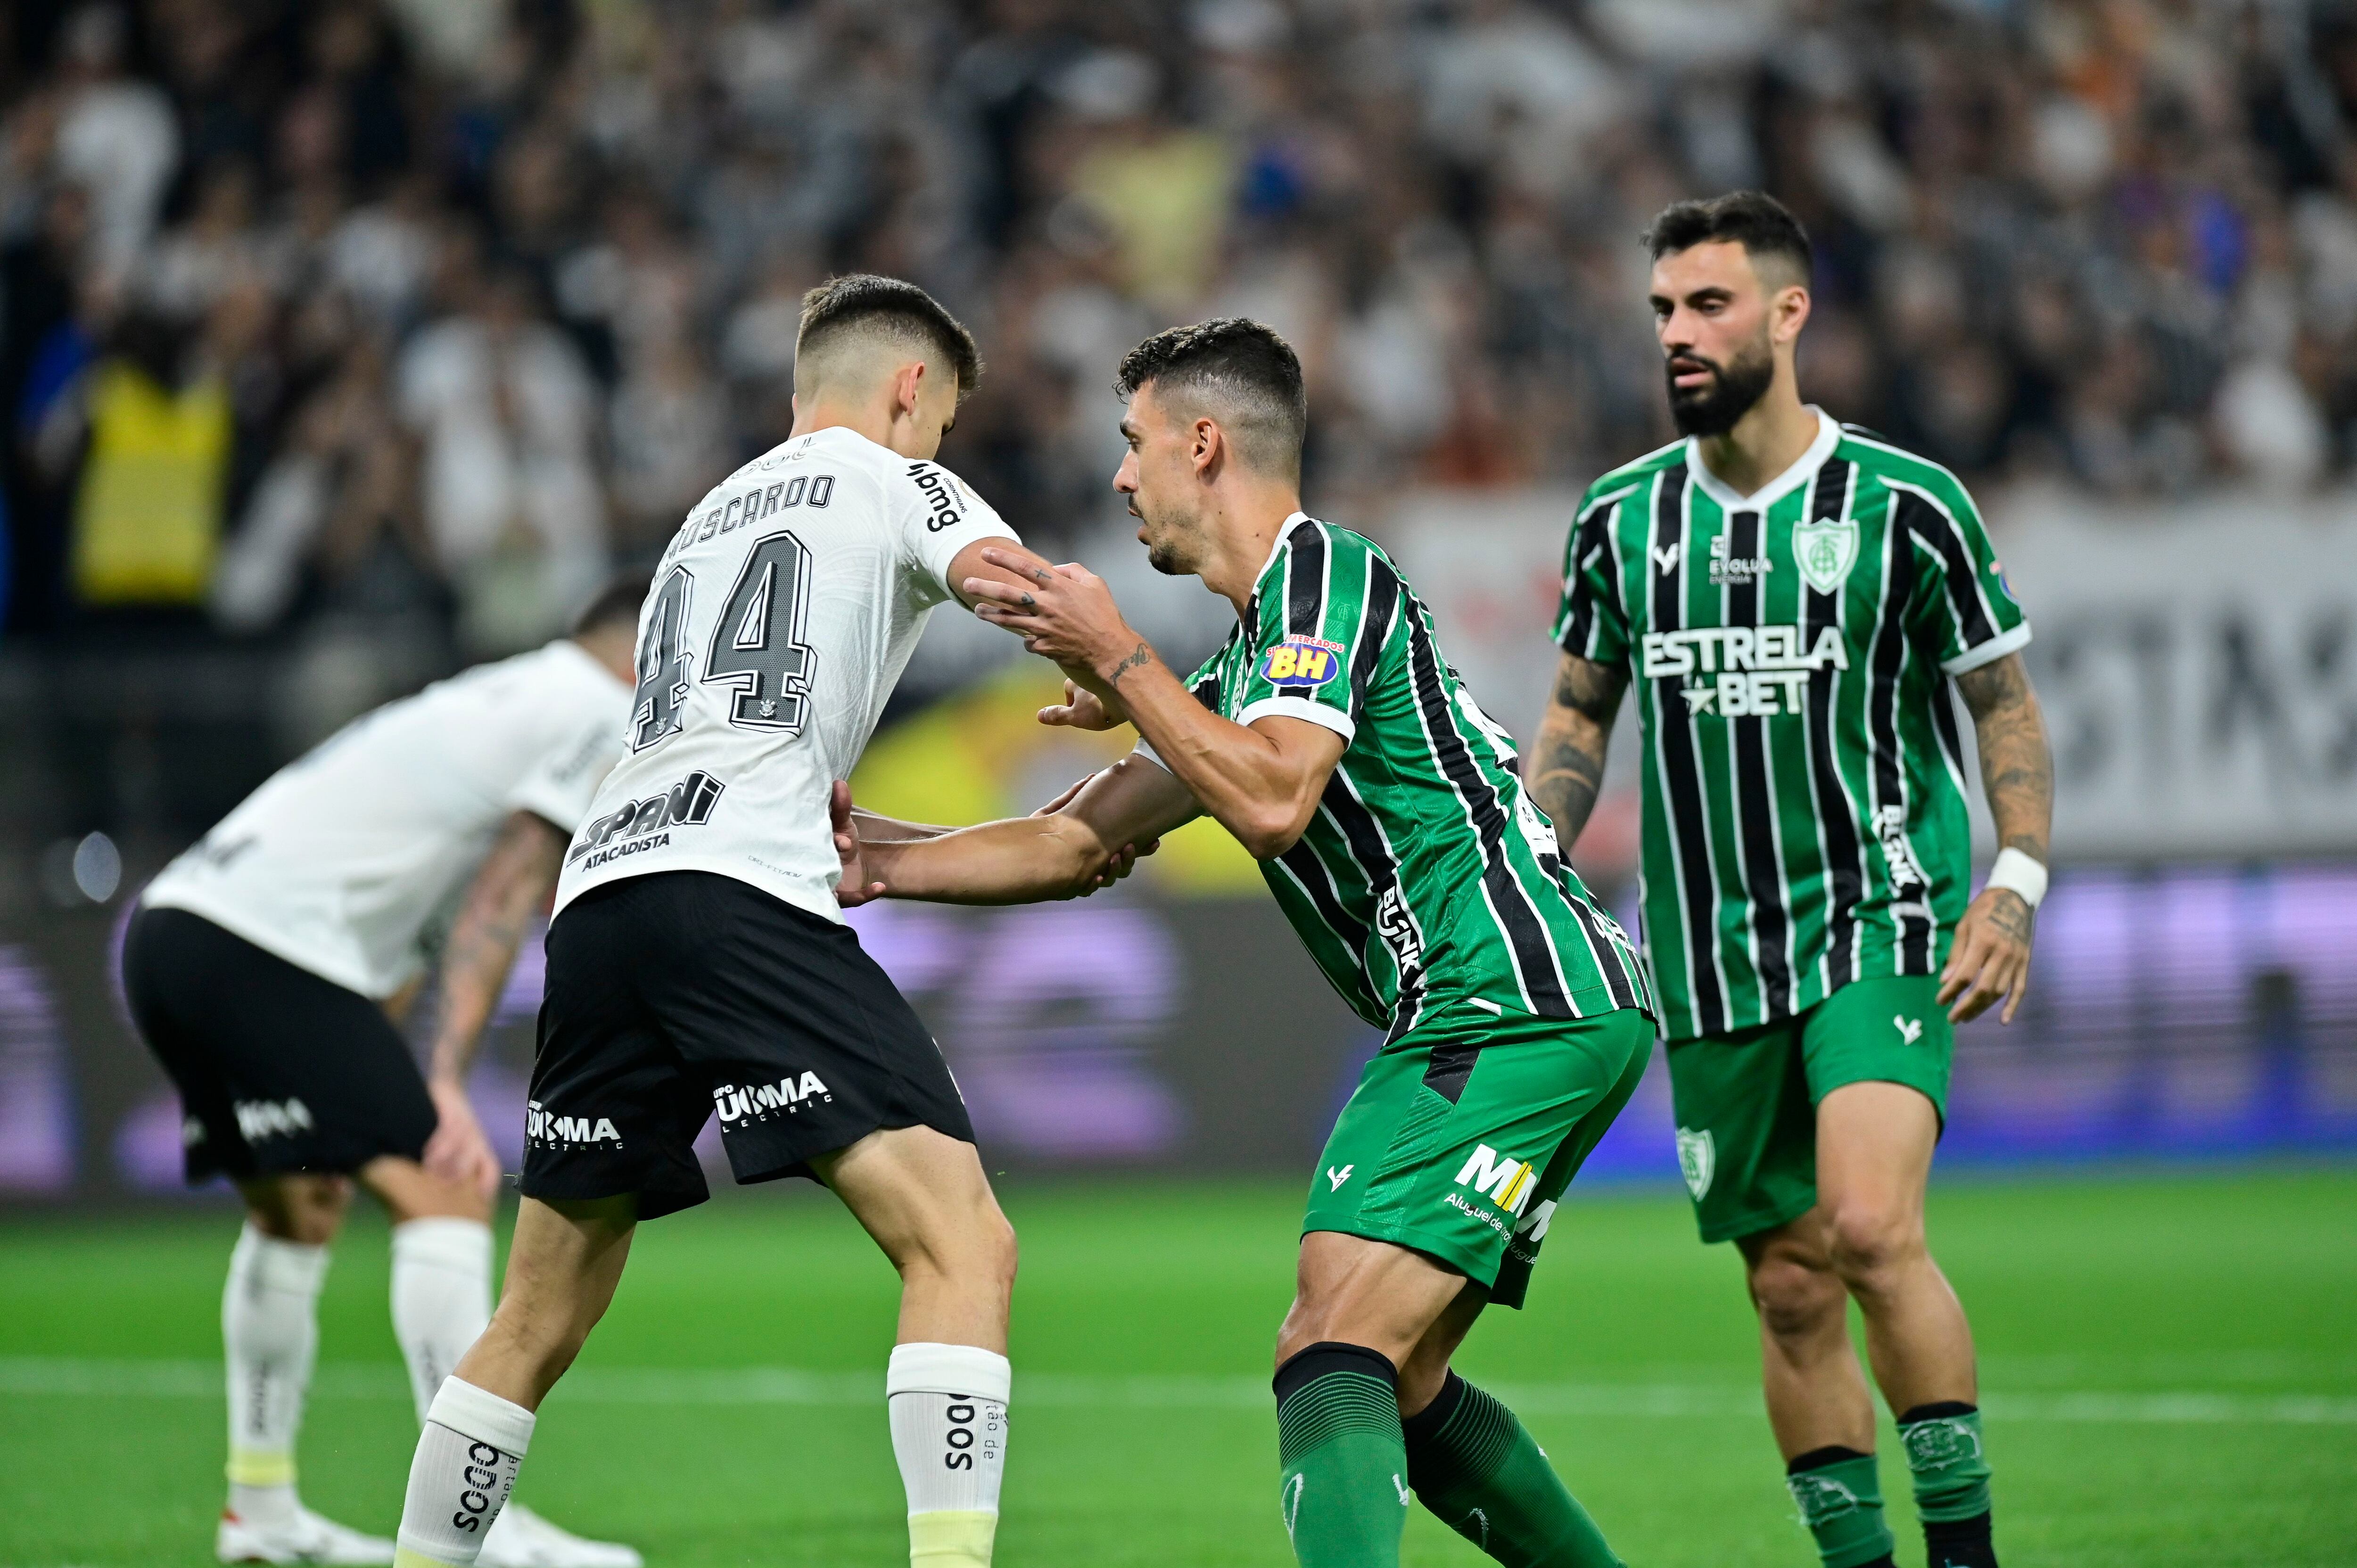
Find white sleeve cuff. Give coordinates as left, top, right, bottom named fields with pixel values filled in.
left=923, top=529, right=1022, bottom=605
left=1941, top=621, right=2032, bottom=676
left=1234, top=696, right=1355, bottom=745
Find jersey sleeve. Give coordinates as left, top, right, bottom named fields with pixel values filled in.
left=895, top=460, right=1020, bottom=607
left=1233, top=526, right=1387, bottom=746
left=1550, top=485, right=1634, bottom=669
left=503, top=712, right=626, bottom=831
left=1892, top=470, right=2031, bottom=675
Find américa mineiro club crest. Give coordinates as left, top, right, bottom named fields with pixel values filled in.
left=1792, top=519, right=1859, bottom=597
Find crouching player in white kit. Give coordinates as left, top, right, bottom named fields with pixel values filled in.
left=385, top=276, right=1147, bottom=1568
left=124, top=582, right=650, bottom=1567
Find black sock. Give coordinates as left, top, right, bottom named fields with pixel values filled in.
left=1923, top=1511, right=1997, bottom=1568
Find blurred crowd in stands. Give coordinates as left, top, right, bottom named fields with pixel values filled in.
left=5, top=0, right=2357, bottom=661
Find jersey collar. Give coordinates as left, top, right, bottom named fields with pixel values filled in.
left=1682, top=407, right=1840, bottom=513
left=1253, top=510, right=1312, bottom=589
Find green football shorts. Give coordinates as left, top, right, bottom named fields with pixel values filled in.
left=1665, top=973, right=1953, bottom=1244
left=1302, top=1001, right=1653, bottom=1310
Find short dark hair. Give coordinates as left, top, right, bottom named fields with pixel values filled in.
left=571, top=568, right=650, bottom=637
left=795, top=273, right=982, bottom=402
left=1114, top=318, right=1307, bottom=478
left=1642, top=190, right=1813, bottom=286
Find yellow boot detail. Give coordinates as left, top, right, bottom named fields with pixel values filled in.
left=907, top=1508, right=997, bottom=1567
left=226, top=1447, right=296, bottom=1486
left=394, top=1547, right=468, bottom=1568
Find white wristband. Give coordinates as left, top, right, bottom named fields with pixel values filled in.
left=1984, top=847, right=2048, bottom=910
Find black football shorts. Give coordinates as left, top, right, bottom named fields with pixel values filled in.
left=522, top=870, right=974, bottom=1220
left=121, top=905, right=437, bottom=1183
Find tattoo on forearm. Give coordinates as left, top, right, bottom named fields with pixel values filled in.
left=1528, top=736, right=1606, bottom=842
left=1553, top=655, right=1629, bottom=725
left=1957, top=654, right=2052, bottom=863
left=1532, top=654, right=1624, bottom=842
left=1108, top=642, right=1153, bottom=685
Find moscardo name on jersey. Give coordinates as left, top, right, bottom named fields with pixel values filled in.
left=1257, top=636, right=1346, bottom=687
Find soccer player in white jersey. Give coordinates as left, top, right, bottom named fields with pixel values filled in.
left=125, top=581, right=650, bottom=1568
left=384, top=276, right=1141, bottom=1568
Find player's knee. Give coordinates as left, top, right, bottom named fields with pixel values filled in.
left=976, top=1207, right=1018, bottom=1297
left=895, top=1197, right=1017, bottom=1297
left=1824, top=1202, right=1922, bottom=1289
left=245, top=1174, right=351, bottom=1244
left=1747, top=1252, right=1843, bottom=1342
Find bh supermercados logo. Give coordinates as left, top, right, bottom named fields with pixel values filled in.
left=1257, top=636, right=1344, bottom=688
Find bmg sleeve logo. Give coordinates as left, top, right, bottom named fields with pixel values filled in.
left=1257, top=636, right=1345, bottom=688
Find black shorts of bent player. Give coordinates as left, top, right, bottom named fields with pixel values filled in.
left=523, top=870, right=974, bottom=1220
left=121, top=906, right=438, bottom=1183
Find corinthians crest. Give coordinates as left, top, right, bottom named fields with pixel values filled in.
left=1792, top=518, right=1859, bottom=596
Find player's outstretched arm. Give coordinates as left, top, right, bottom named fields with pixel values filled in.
left=1529, top=651, right=1627, bottom=847
left=856, top=755, right=1198, bottom=904
left=420, top=809, right=569, bottom=1197
left=962, top=548, right=1344, bottom=858
left=1941, top=651, right=2054, bottom=1024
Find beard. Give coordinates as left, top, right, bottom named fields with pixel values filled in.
left=1666, top=336, right=1776, bottom=437
left=1134, top=503, right=1201, bottom=576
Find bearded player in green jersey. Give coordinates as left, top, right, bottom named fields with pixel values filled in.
left=1532, top=192, right=2056, bottom=1568
left=843, top=319, right=1656, bottom=1568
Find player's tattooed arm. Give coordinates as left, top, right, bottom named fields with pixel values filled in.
left=1528, top=652, right=1627, bottom=846
left=1941, top=651, right=2054, bottom=1025
left=421, top=810, right=568, bottom=1196
left=1955, top=651, right=2052, bottom=864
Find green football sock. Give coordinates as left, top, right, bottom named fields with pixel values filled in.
left=1273, top=1343, right=1411, bottom=1568
left=1900, top=1402, right=1997, bottom=1567
left=1400, top=1371, right=1624, bottom=1568
left=1785, top=1446, right=1896, bottom=1568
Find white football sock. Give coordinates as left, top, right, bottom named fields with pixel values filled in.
left=390, top=1218, right=495, bottom=1423
left=222, top=1221, right=331, bottom=1520
left=395, top=1378, right=535, bottom=1568
left=887, top=1342, right=1011, bottom=1568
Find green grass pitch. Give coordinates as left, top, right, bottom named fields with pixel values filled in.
left=2, top=1170, right=2351, bottom=1567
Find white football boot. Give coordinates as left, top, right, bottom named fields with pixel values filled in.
left=476, top=1504, right=643, bottom=1568
left=217, top=1504, right=397, bottom=1564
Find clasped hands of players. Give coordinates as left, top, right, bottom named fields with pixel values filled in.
left=961, top=546, right=1144, bottom=723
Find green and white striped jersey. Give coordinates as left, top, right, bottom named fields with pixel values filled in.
left=1151, top=513, right=1650, bottom=1041
left=1552, top=413, right=2029, bottom=1043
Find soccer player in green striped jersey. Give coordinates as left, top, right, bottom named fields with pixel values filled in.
left=856, top=320, right=1654, bottom=1568
left=1533, top=193, right=2056, bottom=1568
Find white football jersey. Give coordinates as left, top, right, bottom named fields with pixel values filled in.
left=143, top=640, right=632, bottom=998
left=552, top=426, right=1017, bottom=925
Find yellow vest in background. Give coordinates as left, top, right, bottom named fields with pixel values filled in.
left=70, top=361, right=231, bottom=605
